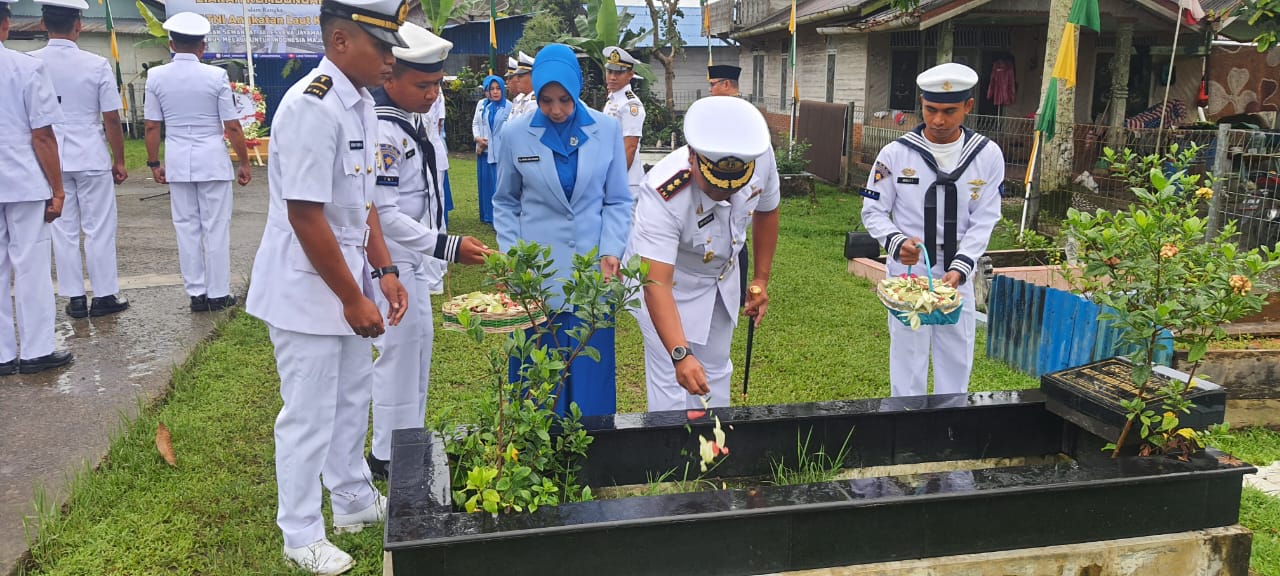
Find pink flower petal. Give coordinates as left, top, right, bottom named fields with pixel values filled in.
left=686, top=410, right=707, bottom=420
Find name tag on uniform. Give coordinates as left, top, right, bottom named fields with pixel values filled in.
left=518, top=155, right=540, bottom=163
left=405, top=149, right=416, bottom=159
left=349, top=141, right=364, bottom=150
left=697, top=213, right=715, bottom=228
left=859, top=188, right=881, bottom=200
left=897, top=177, right=920, bottom=184
left=376, top=175, right=398, bottom=187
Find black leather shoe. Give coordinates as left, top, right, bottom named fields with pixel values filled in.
left=367, top=453, right=389, bottom=482
left=0, top=359, right=17, bottom=376
left=206, top=295, right=238, bottom=311
left=89, top=294, right=129, bottom=317
left=65, top=296, right=88, bottom=319
left=19, top=350, right=73, bottom=374
left=190, top=295, right=209, bottom=312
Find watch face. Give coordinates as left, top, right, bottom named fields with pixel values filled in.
left=671, top=346, right=687, bottom=361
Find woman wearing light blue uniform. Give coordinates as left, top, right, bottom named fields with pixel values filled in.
left=472, top=75, right=509, bottom=224
left=493, top=44, right=634, bottom=416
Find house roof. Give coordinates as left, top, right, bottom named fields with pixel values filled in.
left=9, top=16, right=152, bottom=34
left=739, top=0, right=1246, bottom=38
left=620, top=5, right=733, bottom=47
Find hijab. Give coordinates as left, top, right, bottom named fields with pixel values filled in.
left=481, top=75, right=508, bottom=131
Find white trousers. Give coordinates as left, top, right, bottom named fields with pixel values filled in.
left=53, top=171, right=119, bottom=297
left=269, top=325, right=379, bottom=549
left=887, top=282, right=977, bottom=397
left=0, top=202, right=54, bottom=361
left=370, top=257, right=434, bottom=461
left=636, top=293, right=735, bottom=412
left=169, top=181, right=232, bottom=298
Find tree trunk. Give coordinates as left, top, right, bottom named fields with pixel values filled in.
left=644, top=0, right=677, bottom=124
left=1037, top=0, right=1076, bottom=193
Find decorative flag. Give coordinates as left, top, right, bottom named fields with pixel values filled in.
left=488, top=0, right=497, bottom=74
left=788, top=0, right=796, bottom=33
left=1179, top=0, right=1204, bottom=25
left=1034, top=0, right=1099, bottom=140
left=102, top=0, right=127, bottom=112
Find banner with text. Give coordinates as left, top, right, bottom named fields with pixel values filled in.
left=167, top=0, right=323, bottom=57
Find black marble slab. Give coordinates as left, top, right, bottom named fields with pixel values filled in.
left=386, top=391, right=1252, bottom=575
left=1042, top=357, right=1227, bottom=445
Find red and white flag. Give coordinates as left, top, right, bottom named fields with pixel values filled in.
left=1179, top=0, right=1205, bottom=25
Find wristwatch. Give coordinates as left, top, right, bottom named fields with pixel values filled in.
left=371, top=265, right=400, bottom=279
left=670, top=346, right=690, bottom=363
left=146, top=160, right=161, bottom=168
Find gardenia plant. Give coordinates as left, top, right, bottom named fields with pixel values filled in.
left=1062, top=144, right=1280, bottom=458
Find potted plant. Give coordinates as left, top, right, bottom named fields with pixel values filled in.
left=775, top=137, right=814, bottom=200
left=1060, top=143, right=1280, bottom=459
left=225, top=82, right=268, bottom=164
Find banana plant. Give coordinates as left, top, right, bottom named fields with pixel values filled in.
left=563, top=0, right=652, bottom=80
left=419, top=0, right=456, bottom=33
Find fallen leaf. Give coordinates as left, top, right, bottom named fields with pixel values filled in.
left=156, top=422, right=177, bottom=467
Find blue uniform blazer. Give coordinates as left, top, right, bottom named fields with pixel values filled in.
left=494, top=107, right=634, bottom=305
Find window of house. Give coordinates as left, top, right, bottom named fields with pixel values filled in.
left=780, top=48, right=789, bottom=110
left=752, top=53, right=765, bottom=103
left=890, top=50, right=919, bottom=111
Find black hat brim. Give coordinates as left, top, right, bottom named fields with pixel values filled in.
left=359, top=22, right=408, bottom=48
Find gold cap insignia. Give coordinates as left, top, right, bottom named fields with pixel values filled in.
left=942, top=80, right=953, bottom=91
left=608, top=51, right=621, bottom=64
left=696, top=154, right=756, bottom=190
left=397, top=1, right=409, bottom=25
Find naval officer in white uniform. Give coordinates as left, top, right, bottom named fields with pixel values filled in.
left=626, top=96, right=779, bottom=411
left=0, top=0, right=73, bottom=375
left=244, top=0, right=410, bottom=572
left=144, top=12, right=252, bottom=312
left=506, top=52, right=535, bottom=120
left=601, top=46, right=646, bottom=193
left=31, top=0, right=130, bottom=319
left=366, top=22, right=490, bottom=480
left=860, top=63, right=1004, bottom=398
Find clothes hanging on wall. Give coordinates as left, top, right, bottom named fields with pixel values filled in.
left=987, top=58, right=1017, bottom=107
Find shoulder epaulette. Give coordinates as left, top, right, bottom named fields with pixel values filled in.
left=305, top=75, right=333, bottom=99
left=657, top=169, right=690, bottom=201
left=625, top=90, right=637, bottom=100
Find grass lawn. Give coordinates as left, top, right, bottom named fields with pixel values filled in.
left=122, top=139, right=159, bottom=172
left=20, top=157, right=1280, bottom=574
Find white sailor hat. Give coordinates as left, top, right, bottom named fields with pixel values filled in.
left=517, top=51, right=535, bottom=71
left=916, top=62, right=979, bottom=104
left=34, top=0, right=90, bottom=11
left=0, top=0, right=14, bottom=13
left=505, top=56, right=520, bottom=76
left=162, top=12, right=212, bottom=38
left=392, top=22, right=451, bottom=73
left=602, top=46, right=643, bottom=79
left=319, top=0, right=410, bottom=48
left=684, top=96, right=770, bottom=190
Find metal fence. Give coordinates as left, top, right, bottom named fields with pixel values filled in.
left=1214, top=128, right=1280, bottom=250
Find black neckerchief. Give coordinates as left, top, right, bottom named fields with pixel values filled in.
left=373, top=89, right=444, bottom=230
left=893, top=124, right=990, bottom=269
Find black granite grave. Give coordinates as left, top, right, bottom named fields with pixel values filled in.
left=385, top=390, right=1250, bottom=575
left=1042, top=357, right=1228, bottom=446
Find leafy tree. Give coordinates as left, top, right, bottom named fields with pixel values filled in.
left=1239, top=0, right=1280, bottom=51
left=564, top=0, right=651, bottom=81
left=513, top=12, right=566, bottom=55
left=642, top=0, right=683, bottom=124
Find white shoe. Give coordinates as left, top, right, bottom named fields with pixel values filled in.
left=333, top=494, right=387, bottom=534
left=283, top=539, right=354, bottom=575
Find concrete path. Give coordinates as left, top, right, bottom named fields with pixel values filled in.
left=0, top=170, right=268, bottom=575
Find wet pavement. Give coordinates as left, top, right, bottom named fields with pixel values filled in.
left=0, top=170, right=268, bottom=575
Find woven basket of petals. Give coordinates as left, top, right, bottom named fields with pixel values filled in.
left=441, top=291, right=546, bottom=334
left=876, top=274, right=963, bottom=330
